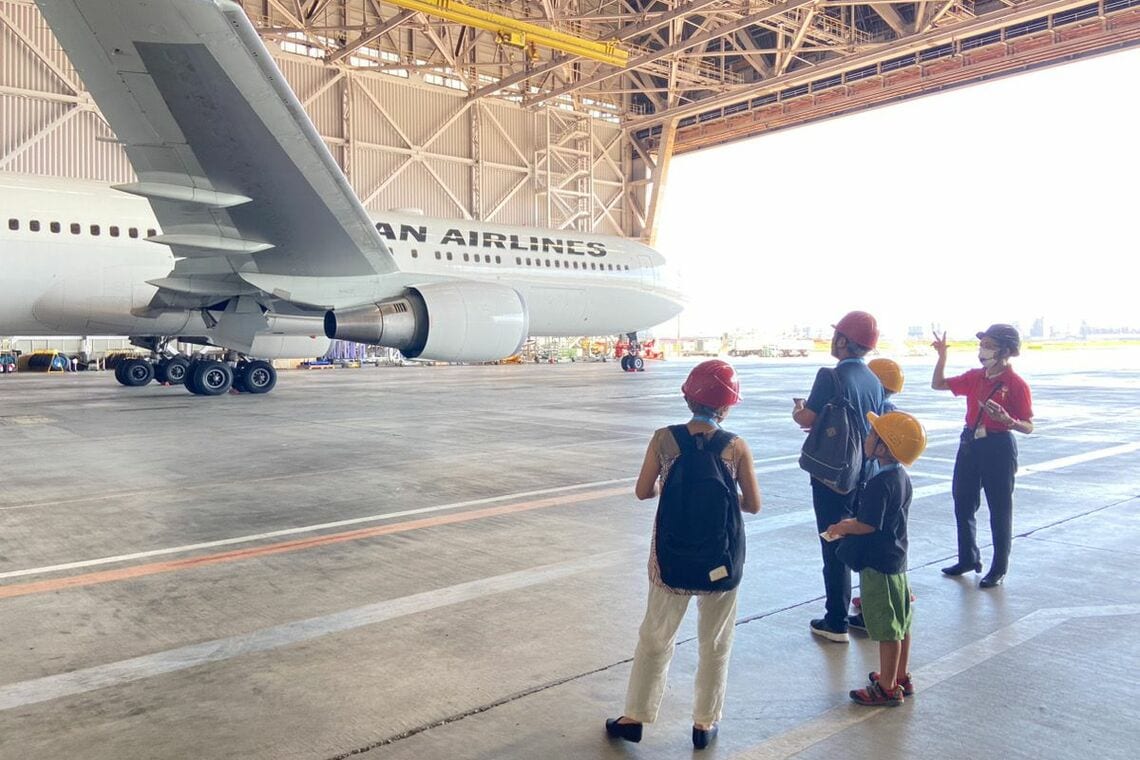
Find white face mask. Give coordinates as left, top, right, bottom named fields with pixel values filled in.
left=978, top=348, right=998, bottom=367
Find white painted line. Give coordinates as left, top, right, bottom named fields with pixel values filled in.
left=0, top=551, right=626, bottom=712
left=734, top=604, right=1140, bottom=759
left=0, top=478, right=636, bottom=581
left=1019, top=441, right=1140, bottom=474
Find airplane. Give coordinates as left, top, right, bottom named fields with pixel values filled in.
left=0, top=0, right=684, bottom=397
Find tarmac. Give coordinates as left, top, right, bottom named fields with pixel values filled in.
left=0, top=349, right=1137, bottom=759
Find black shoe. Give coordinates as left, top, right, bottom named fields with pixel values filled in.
left=979, top=573, right=1005, bottom=588
left=941, top=561, right=982, bottom=576
left=605, top=717, right=642, bottom=743
left=693, top=724, right=718, bottom=750
left=847, top=613, right=867, bottom=632
left=810, top=618, right=849, bottom=643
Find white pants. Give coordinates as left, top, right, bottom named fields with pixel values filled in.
left=623, top=584, right=739, bottom=725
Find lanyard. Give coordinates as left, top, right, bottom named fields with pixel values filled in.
left=690, top=415, right=719, bottom=427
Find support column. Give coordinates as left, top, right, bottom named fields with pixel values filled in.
left=644, top=117, right=678, bottom=249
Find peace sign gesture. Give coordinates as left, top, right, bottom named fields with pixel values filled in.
left=931, top=330, right=949, bottom=359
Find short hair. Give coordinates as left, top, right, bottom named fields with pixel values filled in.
left=686, top=397, right=722, bottom=419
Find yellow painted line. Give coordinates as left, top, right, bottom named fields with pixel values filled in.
left=0, top=485, right=629, bottom=600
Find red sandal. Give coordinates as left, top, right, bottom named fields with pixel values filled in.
left=869, top=671, right=914, bottom=696
left=850, top=680, right=904, bottom=707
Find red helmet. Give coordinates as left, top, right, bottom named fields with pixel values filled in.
left=833, top=310, right=879, bottom=350
left=682, top=360, right=741, bottom=408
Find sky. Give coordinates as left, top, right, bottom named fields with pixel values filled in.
left=653, top=46, right=1140, bottom=339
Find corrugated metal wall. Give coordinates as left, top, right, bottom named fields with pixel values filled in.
left=0, top=0, right=628, bottom=232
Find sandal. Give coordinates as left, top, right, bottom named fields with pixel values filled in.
left=869, top=671, right=914, bottom=696
left=850, top=681, right=904, bottom=707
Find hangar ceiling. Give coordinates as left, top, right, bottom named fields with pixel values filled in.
left=240, top=0, right=1140, bottom=152
left=3, top=0, right=1139, bottom=240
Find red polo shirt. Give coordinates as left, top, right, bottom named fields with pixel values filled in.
left=946, top=367, right=1033, bottom=433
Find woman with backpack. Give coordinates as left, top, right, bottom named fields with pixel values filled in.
left=605, top=360, right=761, bottom=750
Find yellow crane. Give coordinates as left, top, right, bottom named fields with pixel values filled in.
left=385, top=0, right=627, bottom=66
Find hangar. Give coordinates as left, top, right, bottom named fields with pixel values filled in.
left=1, top=1, right=1139, bottom=758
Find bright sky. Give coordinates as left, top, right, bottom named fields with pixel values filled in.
left=654, top=47, right=1140, bottom=339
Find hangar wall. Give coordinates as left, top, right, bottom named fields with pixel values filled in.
left=0, top=0, right=630, bottom=235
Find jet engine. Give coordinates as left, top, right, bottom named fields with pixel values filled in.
left=324, top=282, right=529, bottom=362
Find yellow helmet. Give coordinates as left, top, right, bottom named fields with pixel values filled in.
left=868, top=358, right=905, bottom=394
left=866, top=411, right=926, bottom=466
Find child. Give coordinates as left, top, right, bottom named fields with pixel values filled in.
left=606, top=360, right=761, bottom=749
left=868, top=358, right=904, bottom=412
left=826, top=410, right=926, bottom=706
left=849, top=357, right=907, bottom=631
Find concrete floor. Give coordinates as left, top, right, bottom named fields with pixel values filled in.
left=0, top=350, right=1137, bottom=760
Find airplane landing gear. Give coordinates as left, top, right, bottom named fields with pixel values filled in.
left=235, top=359, right=277, bottom=394
left=618, top=332, right=647, bottom=372
left=116, top=357, right=155, bottom=386
left=186, top=359, right=233, bottom=396
left=155, top=355, right=190, bottom=385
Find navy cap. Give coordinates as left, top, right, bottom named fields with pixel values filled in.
left=976, top=324, right=1020, bottom=356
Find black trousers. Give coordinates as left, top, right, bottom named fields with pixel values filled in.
left=811, top=478, right=858, bottom=628
left=952, top=432, right=1018, bottom=575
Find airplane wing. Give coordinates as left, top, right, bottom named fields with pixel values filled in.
left=35, top=0, right=397, bottom=286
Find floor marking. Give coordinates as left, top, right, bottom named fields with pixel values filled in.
left=0, top=478, right=636, bottom=581
left=734, top=603, right=1140, bottom=759
left=1019, top=441, right=1140, bottom=474
left=0, top=487, right=629, bottom=599
left=0, top=551, right=626, bottom=712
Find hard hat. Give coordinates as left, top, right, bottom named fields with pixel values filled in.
left=976, top=323, right=1021, bottom=357
left=868, top=358, right=905, bottom=394
left=832, top=311, right=879, bottom=350
left=682, top=360, right=741, bottom=408
left=866, top=411, right=926, bottom=466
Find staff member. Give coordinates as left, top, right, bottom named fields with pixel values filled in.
left=931, top=324, right=1034, bottom=588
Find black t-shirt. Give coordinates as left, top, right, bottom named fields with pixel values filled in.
left=837, top=464, right=911, bottom=574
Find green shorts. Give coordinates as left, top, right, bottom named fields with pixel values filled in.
left=859, top=568, right=912, bottom=641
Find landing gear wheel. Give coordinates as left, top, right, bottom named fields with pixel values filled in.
left=240, top=360, right=276, bottom=394
left=188, top=360, right=233, bottom=396
left=119, top=358, right=155, bottom=386
left=155, top=356, right=190, bottom=385
left=632, top=356, right=645, bottom=372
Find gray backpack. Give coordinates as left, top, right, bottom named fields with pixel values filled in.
left=798, top=368, right=862, bottom=494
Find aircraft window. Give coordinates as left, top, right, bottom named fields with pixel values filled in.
left=463, top=253, right=470, bottom=262
left=109, top=226, right=120, bottom=237
left=573, top=261, right=579, bottom=270
left=30, top=220, right=40, bottom=232
left=525, top=257, right=531, bottom=265
left=446, top=252, right=453, bottom=260
left=411, top=250, right=418, bottom=258
left=435, top=251, right=441, bottom=260
left=147, top=228, right=156, bottom=237
left=474, top=253, right=481, bottom=263
left=69, top=222, right=80, bottom=234
left=545, top=259, right=551, bottom=267
left=608, top=264, right=614, bottom=271
left=50, top=221, right=61, bottom=233
left=516, top=257, right=522, bottom=265
left=7, top=219, right=16, bottom=231
left=625, top=265, right=629, bottom=270
left=554, top=260, right=560, bottom=268
left=128, top=228, right=138, bottom=238
left=495, top=256, right=501, bottom=264
left=90, top=224, right=100, bottom=236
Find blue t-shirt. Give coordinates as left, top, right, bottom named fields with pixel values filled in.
left=805, top=358, right=885, bottom=440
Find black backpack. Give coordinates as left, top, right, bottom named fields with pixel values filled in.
left=654, top=426, right=745, bottom=592
left=798, top=368, right=863, bottom=494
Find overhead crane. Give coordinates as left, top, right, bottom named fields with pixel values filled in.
left=382, top=0, right=628, bottom=66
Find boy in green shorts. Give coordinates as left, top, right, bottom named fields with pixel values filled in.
left=826, top=410, right=926, bottom=706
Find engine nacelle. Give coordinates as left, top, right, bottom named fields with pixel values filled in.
left=324, top=282, right=528, bottom=362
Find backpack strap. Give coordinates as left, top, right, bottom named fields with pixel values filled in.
left=669, top=425, right=736, bottom=456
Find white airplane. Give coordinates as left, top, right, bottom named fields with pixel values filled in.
left=0, top=0, right=684, bottom=396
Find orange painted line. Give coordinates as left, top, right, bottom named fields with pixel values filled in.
left=0, top=485, right=630, bottom=601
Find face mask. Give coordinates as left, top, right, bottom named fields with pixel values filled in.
left=978, top=348, right=998, bottom=367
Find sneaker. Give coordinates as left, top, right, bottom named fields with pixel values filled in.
left=850, top=681, right=904, bottom=707
left=869, top=671, right=914, bottom=696
left=847, top=613, right=867, bottom=632
left=810, top=618, right=849, bottom=643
